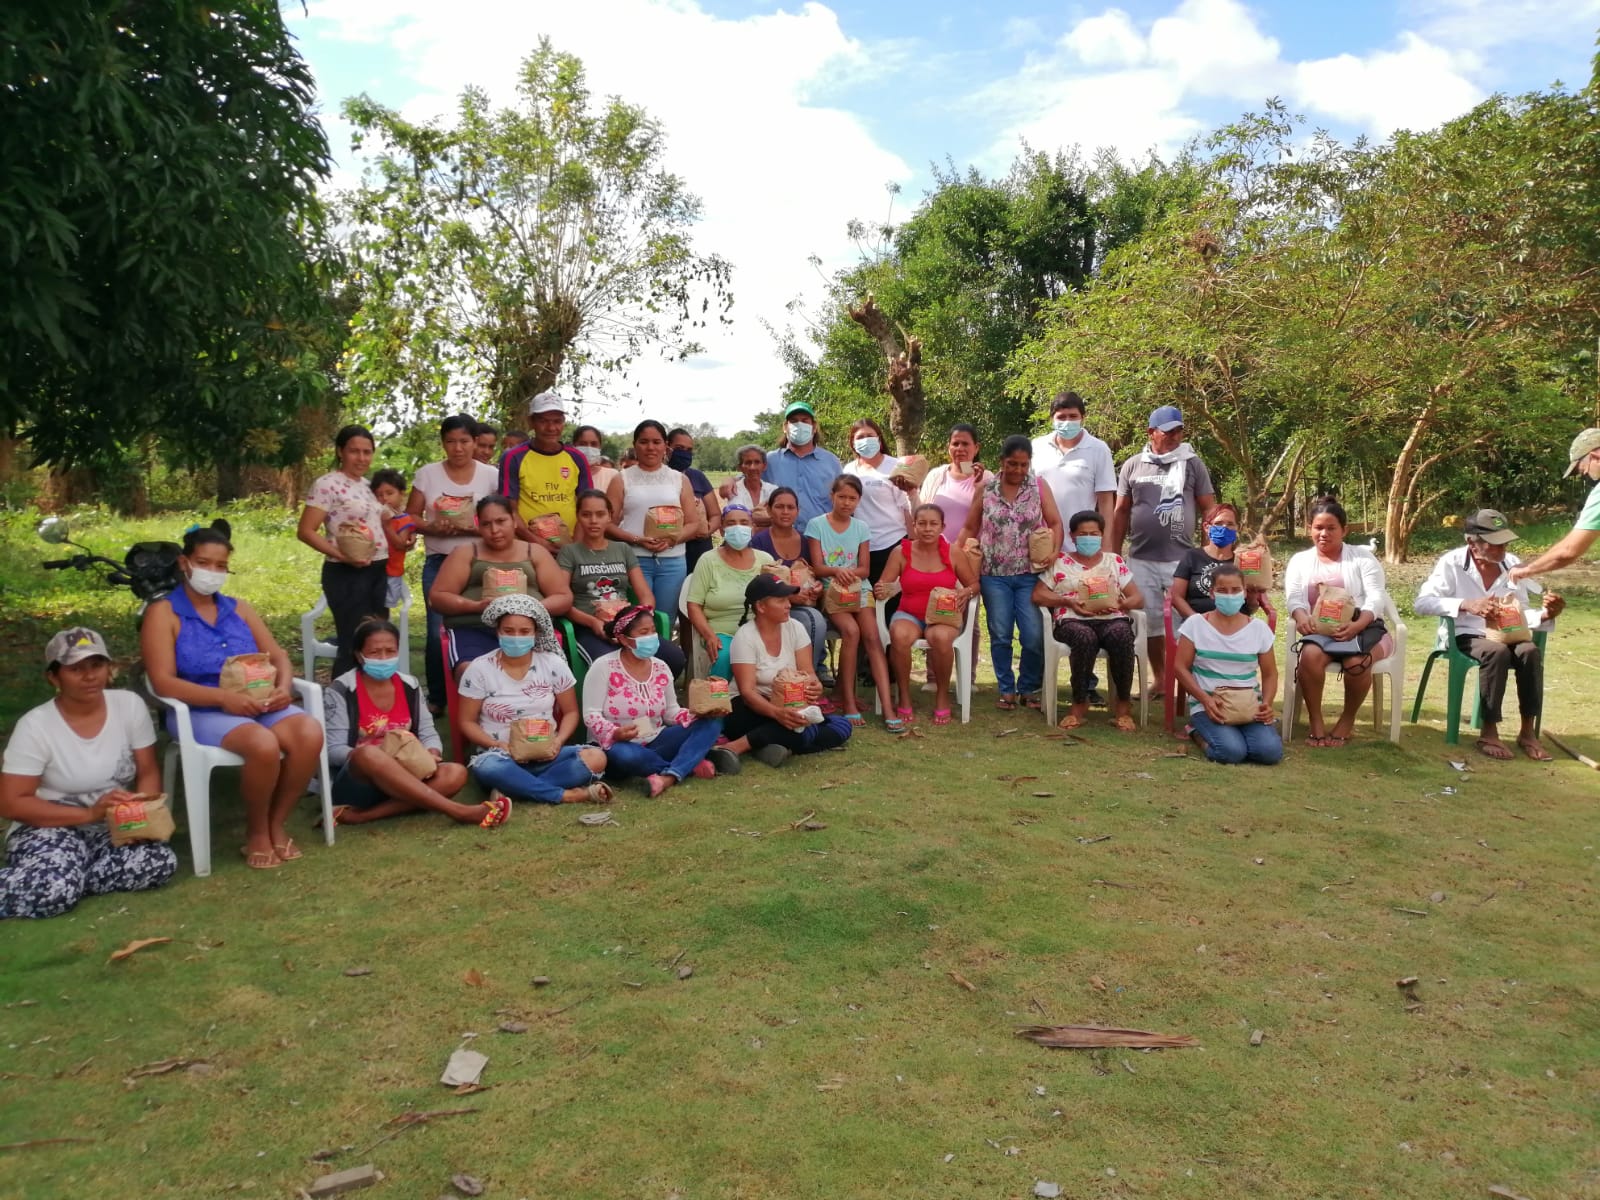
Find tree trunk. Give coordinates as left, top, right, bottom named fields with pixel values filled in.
left=848, top=294, right=925, bottom=455
left=217, top=459, right=244, bottom=504
left=1383, top=393, right=1439, bottom=564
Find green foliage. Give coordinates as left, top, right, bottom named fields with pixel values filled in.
left=340, top=40, right=733, bottom=429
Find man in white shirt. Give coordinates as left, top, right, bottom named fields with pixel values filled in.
left=1415, top=509, right=1564, bottom=761
left=1032, top=391, right=1115, bottom=546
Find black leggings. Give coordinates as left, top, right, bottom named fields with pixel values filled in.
left=321, top=560, right=389, bottom=677
left=723, top=697, right=853, bottom=754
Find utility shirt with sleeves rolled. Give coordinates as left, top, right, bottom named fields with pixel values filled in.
left=1413, top=546, right=1548, bottom=637
left=920, top=464, right=981, bottom=540
left=842, top=456, right=912, bottom=551
left=1, top=691, right=153, bottom=813
left=500, top=443, right=592, bottom=531
left=1031, top=432, right=1115, bottom=528
left=1178, top=613, right=1275, bottom=715
left=728, top=618, right=810, bottom=699
left=580, top=650, right=692, bottom=749
left=1041, top=551, right=1135, bottom=622
left=763, top=444, right=845, bottom=529
left=687, top=549, right=775, bottom=636
left=306, top=470, right=388, bottom=543
left=456, top=650, right=575, bottom=746
left=412, top=460, right=501, bottom=556
left=616, top=464, right=689, bottom=559
left=1283, top=545, right=1387, bottom=618
left=324, top=670, right=441, bottom=769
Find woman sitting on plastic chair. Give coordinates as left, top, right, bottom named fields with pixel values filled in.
left=141, top=521, right=324, bottom=870
left=874, top=504, right=978, bottom=726
left=1173, top=565, right=1283, bottom=765
left=1031, top=509, right=1144, bottom=733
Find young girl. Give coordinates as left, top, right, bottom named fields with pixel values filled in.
left=1173, top=565, right=1282, bottom=765
left=371, top=468, right=417, bottom=610
left=806, top=475, right=896, bottom=730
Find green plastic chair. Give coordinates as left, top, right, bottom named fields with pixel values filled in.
left=556, top=600, right=670, bottom=697
left=1410, top=615, right=1547, bottom=744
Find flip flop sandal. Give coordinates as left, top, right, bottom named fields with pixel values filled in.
left=884, top=715, right=907, bottom=733
left=314, top=806, right=353, bottom=831
left=1058, top=713, right=1087, bottom=730
left=931, top=708, right=952, bottom=726
left=241, top=846, right=279, bottom=870
left=1475, top=739, right=1513, bottom=760
left=479, top=795, right=512, bottom=828
left=586, top=782, right=616, bottom=804
left=1516, top=739, right=1553, bottom=762
left=844, top=712, right=866, bottom=728
left=1021, top=694, right=1043, bottom=711
left=817, top=698, right=838, bottom=715
left=1110, top=716, right=1137, bottom=732
left=996, top=695, right=1017, bottom=711
left=895, top=706, right=915, bottom=723
left=272, top=838, right=302, bottom=861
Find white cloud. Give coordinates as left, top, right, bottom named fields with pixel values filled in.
left=301, top=0, right=911, bottom=433
left=1293, top=33, right=1483, bottom=136
left=1146, top=0, right=1284, bottom=97
left=1407, top=0, right=1600, bottom=54
left=1061, top=10, right=1145, bottom=68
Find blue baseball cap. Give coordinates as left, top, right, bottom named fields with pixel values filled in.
left=1148, top=405, right=1183, bottom=432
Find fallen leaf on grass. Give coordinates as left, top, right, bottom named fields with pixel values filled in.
left=463, top=969, right=485, bottom=987
left=343, top=967, right=372, bottom=978
left=0, top=1137, right=96, bottom=1151
left=896, top=727, right=926, bottom=740
left=578, top=812, right=616, bottom=827
left=815, top=1076, right=845, bottom=1091
left=1016, top=1025, right=1200, bottom=1050
left=1076, top=835, right=1112, bottom=845
left=995, top=727, right=1020, bottom=738
left=949, top=971, right=977, bottom=992
left=1030, top=792, right=1055, bottom=798
left=1089, top=975, right=1107, bottom=993
left=451, top=1083, right=492, bottom=1096
left=1007, top=776, right=1039, bottom=787
left=677, top=966, right=694, bottom=980
left=1487, top=1187, right=1532, bottom=1200
left=451, top=1175, right=486, bottom=1197
left=123, top=1057, right=206, bottom=1086
left=108, top=937, right=171, bottom=964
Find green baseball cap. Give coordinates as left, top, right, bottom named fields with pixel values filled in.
left=1462, top=509, right=1517, bottom=545
left=782, top=401, right=816, bottom=420
left=1565, top=427, right=1600, bottom=477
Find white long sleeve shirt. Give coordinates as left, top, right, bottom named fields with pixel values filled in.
left=1283, top=544, right=1388, bottom=618
left=1413, top=546, right=1548, bottom=637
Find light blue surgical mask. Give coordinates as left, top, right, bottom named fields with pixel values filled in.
left=786, top=422, right=814, bottom=447
left=630, top=633, right=661, bottom=658
left=499, top=635, right=535, bottom=657
left=722, top=525, right=753, bottom=551
left=853, top=436, right=880, bottom=459
left=1074, top=535, right=1102, bottom=556
left=359, top=656, right=400, bottom=681
left=1053, top=419, right=1083, bottom=439
left=1214, top=592, right=1247, bottom=616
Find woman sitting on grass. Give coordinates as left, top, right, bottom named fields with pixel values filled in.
left=323, top=617, right=496, bottom=827
left=581, top=607, right=740, bottom=796
left=1, top=628, right=177, bottom=919
left=141, top=520, right=324, bottom=869
left=1031, top=510, right=1144, bottom=733
left=873, top=504, right=978, bottom=726
left=456, top=595, right=612, bottom=806
left=1173, top=565, right=1282, bottom=765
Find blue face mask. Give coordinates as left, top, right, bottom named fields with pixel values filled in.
left=1214, top=592, right=1247, bottom=616
left=360, top=656, right=399, bottom=681
left=1053, top=419, right=1083, bottom=439
left=499, top=635, right=535, bottom=657
left=668, top=448, right=693, bottom=472
left=1208, top=526, right=1239, bottom=548
left=853, top=436, right=880, bottom=459
left=722, top=525, right=752, bottom=550
left=1074, top=535, right=1102, bottom=556
left=630, top=633, right=661, bottom=658
left=786, top=422, right=814, bottom=447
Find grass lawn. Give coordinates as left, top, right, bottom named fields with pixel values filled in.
left=1, top=505, right=1597, bottom=1199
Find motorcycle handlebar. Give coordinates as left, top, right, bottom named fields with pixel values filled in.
left=42, top=559, right=74, bottom=569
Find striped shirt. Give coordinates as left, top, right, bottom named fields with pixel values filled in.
left=1177, top=612, right=1275, bottom=716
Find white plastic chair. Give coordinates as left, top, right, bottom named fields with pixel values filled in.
left=873, top=595, right=980, bottom=723
left=301, top=579, right=411, bottom=679
left=1039, top=607, right=1151, bottom=728
left=1281, top=590, right=1407, bottom=744
left=148, top=677, right=335, bottom=877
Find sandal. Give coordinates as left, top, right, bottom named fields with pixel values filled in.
left=895, top=706, right=915, bottom=724
left=931, top=708, right=952, bottom=726
left=1475, top=738, right=1513, bottom=761
left=996, top=694, right=1017, bottom=712
left=1058, top=713, right=1086, bottom=730
left=1110, top=715, right=1137, bottom=732
left=1021, top=694, right=1042, bottom=712
left=315, top=806, right=354, bottom=830
left=1517, top=737, right=1553, bottom=762
left=271, top=838, right=302, bottom=862
left=240, top=846, right=279, bottom=870
left=479, top=795, right=512, bottom=829
left=586, top=782, right=615, bottom=804
left=884, top=715, right=907, bottom=734
left=844, top=712, right=866, bottom=728
left=817, top=698, right=838, bottom=715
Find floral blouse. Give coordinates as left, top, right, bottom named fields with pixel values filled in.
left=305, top=470, right=388, bottom=542
left=978, top=472, right=1044, bottom=576
left=579, top=650, right=694, bottom=749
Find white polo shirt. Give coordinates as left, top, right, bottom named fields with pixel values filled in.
left=1031, top=431, right=1115, bottom=532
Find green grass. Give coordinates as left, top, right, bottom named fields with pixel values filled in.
left=2, top=504, right=1598, bottom=1199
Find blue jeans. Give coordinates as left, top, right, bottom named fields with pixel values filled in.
left=980, top=574, right=1044, bottom=696
left=468, top=745, right=599, bottom=804
left=422, top=552, right=448, bottom=707
left=602, top=719, right=723, bottom=781
left=638, top=555, right=688, bottom=631
left=1189, top=709, right=1284, bottom=765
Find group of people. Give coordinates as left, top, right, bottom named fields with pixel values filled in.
left=4, top=386, right=1596, bottom=919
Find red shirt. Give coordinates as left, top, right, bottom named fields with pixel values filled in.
left=897, top=537, right=957, bottom=623
left=355, top=675, right=411, bottom=744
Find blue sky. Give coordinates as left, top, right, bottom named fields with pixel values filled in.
left=288, top=0, right=1599, bottom=432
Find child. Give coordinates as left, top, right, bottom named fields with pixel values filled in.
left=371, top=468, right=417, bottom=610
left=805, top=475, right=897, bottom=731
left=1172, top=564, right=1283, bottom=765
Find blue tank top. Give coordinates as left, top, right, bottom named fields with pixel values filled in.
left=170, top=588, right=260, bottom=690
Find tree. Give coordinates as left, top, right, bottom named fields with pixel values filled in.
left=1, top=2, right=334, bottom=507
left=340, top=40, right=733, bottom=429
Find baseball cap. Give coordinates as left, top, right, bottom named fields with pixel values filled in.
left=782, top=401, right=816, bottom=420
left=527, top=391, right=567, bottom=417
left=1564, top=427, right=1600, bottom=477
left=45, top=626, right=110, bottom=668
left=1462, top=509, right=1518, bottom=545
left=745, top=574, right=801, bottom=604
left=1148, top=405, right=1183, bottom=432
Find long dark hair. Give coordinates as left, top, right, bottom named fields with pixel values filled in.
left=181, top=519, right=233, bottom=556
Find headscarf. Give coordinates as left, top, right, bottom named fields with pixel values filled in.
left=721, top=501, right=752, bottom=520
left=605, top=604, right=654, bottom=643
left=481, top=593, right=560, bottom=655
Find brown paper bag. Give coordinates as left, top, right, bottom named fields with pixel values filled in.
left=381, top=728, right=437, bottom=779
left=1237, top=542, right=1274, bottom=590
left=507, top=717, right=559, bottom=763
left=1313, top=585, right=1356, bottom=632
left=531, top=513, right=569, bottom=546
left=481, top=566, right=528, bottom=598
left=688, top=676, right=733, bottom=717
left=962, top=537, right=982, bottom=573
left=218, top=652, right=275, bottom=697
left=1213, top=687, right=1260, bottom=726
left=593, top=598, right=628, bottom=625
left=433, top=493, right=476, bottom=530
left=107, top=793, right=175, bottom=846
left=772, top=669, right=811, bottom=708
left=1028, top=526, right=1054, bottom=570
left=1076, top=569, right=1120, bottom=615
left=336, top=521, right=376, bottom=566
left=890, top=455, right=930, bottom=487
left=1484, top=597, right=1531, bottom=645
left=823, top=578, right=874, bottom=614
left=643, top=506, right=682, bottom=540
left=926, top=586, right=962, bottom=628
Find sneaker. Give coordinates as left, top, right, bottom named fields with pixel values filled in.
left=752, top=744, right=792, bottom=768
left=690, top=759, right=717, bottom=780
left=706, top=746, right=742, bottom=776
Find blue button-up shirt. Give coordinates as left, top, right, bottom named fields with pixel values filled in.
left=764, top=444, right=845, bottom=529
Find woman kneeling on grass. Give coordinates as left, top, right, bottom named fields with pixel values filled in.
left=582, top=606, right=740, bottom=796
left=722, top=574, right=854, bottom=767
left=323, top=618, right=494, bottom=827
left=456, top=594, right=612, bottom=806
left=1173, top=565, right=1283, bottom=765
left=874, top=504, right=978, bottom=725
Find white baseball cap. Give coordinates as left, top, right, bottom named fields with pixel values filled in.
left=527, top=391, right=567, bottom=417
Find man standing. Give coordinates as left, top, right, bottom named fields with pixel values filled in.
left=1111, top=405, right=1216, bottom=682
left=1032, top=390, right=1115, bottom=546
left=499, top=391, right=592, bottom=551
left=1509, top=427, right=1600, bottom=586
left=1417, top=510, right=1562, bottom=761
left=763, top=401, right=843, bottom=529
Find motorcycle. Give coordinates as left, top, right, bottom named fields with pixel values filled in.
left=36, top=516, right=184, bottom=618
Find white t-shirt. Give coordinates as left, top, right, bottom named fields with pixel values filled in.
left=843, top=456, right=912, bottom=552
left=616, top=465, right=688, bottom=559
left=1177, top=613, right=1275, bottom=715
left=457, top=650, right=576, bottom=744
left=412, top=460, right=501, bottom=557
left=2, top=690, right=154, bottom=809
left=1031, top=432, right=1115, bottom=541
left=728, top=619, right=811, bottom=699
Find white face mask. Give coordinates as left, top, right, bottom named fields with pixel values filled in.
left=188, top=566, right=227, bottom=596
left=577, top=444, right=601, bottom=465
left=786, top=422, right=814, bottom=447
left=853, top=436, right=881, bottom=459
